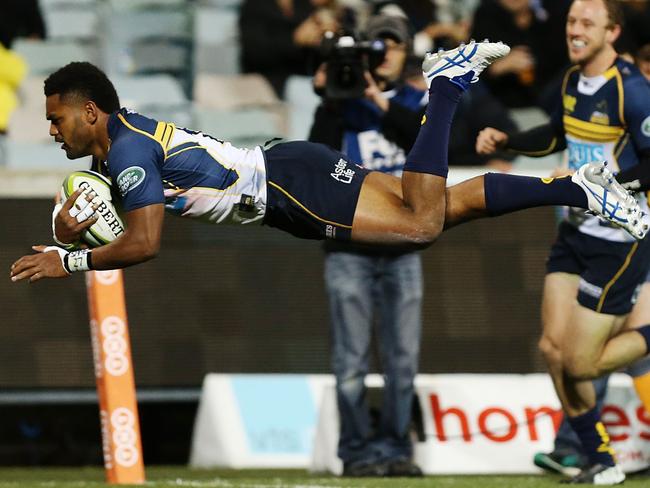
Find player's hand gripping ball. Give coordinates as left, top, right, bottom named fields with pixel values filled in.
left=61, top=170, right=126, bottom=248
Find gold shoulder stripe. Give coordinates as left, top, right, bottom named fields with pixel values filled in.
left=117, top=113, right=172, bottom=156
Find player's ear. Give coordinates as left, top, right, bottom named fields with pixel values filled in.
left=606, top=23, right=621, bottom=44
left=84, top=101, right=99, bottom=124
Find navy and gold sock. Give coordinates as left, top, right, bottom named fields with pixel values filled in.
left=567, top=407, right=616, bottom=467
left=404, top=78, right=463, bottom=178
left=484, top=173, right=588, bottom=216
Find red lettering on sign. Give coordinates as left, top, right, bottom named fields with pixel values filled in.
left=429, top=394, right=471, bottom=442
left=478, top=408, right=517, bottom=442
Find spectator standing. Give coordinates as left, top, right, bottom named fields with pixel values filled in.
left=309, top=13, right=425, bottom=477
left=239, top=0, right=354, bottom=98
left=471, top=0, right=570, bottom=108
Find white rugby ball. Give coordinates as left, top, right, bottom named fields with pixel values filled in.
left=61, top=170, right=126, bottom=248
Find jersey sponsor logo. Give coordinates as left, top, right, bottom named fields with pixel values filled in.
left=567, top=141, right=605, bottom=169
left=330, top=158, right=355, bottom=184
left=116, top=166, right=146, bottom=196
left=642, top=116, right=650, bottom=137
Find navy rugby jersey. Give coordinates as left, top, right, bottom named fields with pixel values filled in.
left=99, top=108, right=267, bottom=225
left=341, top=84, right=426, bottom=175
left=553, top=58, right=650, bottom=242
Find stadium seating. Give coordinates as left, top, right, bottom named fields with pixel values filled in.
left=102, top=0, right=193, bottom=95
left=42, top=8, right=100, bottom=41
left=193, top=107, right=284, bottom=148
left=284, top=76, right=321, bottom=141
left=193, top=73, right=286, bottom=146
left=193, top=6, right=240, bottom=75
left=112, top=75, right=193, bottom=127
left=12, top=39, right=100, bottom=76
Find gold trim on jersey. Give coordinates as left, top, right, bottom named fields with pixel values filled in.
left=563, top=115, right=625, bottom=142
left=117, top=113, right=175, bottom=156
left=613, top=69, right=625, bottom=126
left=267, top=180, right=352, bottom=229
left=596, top=241, right=638, bottom=313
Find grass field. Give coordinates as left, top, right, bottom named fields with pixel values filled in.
left=0, top=467, right=649, bottom=488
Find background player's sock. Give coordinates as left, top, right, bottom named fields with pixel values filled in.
left=567, top=408, right=616, bottom=467
left=404, top=78, right=463, bottom=178
left=633, top=372, right=650, bottom=415
left=484, top=173, right=587, bottom=216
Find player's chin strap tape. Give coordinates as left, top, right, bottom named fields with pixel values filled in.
left=42, top=246, right=93, bottom=274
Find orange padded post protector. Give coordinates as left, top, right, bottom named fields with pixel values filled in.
left=86, top=270, right=145, bottom=484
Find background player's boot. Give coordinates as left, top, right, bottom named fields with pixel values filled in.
left=561, top=464, right=625, bottom=485
left=572, top=161, right=648, bottom=239
left=422, top=40, right=510, bottom=90
left=534, top=450, right=585, bottom=477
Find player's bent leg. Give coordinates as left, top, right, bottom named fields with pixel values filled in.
left=351, top=172, right=445, bottom=248
left=562, top=305, right=624, bottom=384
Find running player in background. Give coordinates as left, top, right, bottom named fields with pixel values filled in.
left=476, top=0, right=650, bottom=484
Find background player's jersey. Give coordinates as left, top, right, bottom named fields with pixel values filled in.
left=554, top=58, right=650, bottom=242
left=104, top=108, right=267, bottom=225
left=341, top=84, right=426, bottom=176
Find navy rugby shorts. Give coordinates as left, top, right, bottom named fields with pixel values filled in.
left=546, top=222, right=650, bottom=315
left=262, top=141, right=370, bottom=241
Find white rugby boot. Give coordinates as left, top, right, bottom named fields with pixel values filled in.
left=422, top=40, right=510, bottom=90
left=572, top=161, right=648, bottom=240
left=561, top=463, right=625, bottom=485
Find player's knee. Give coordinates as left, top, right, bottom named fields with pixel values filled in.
left=564, top=357, right=599, bottom=381
left=538, top=336, right=561, bottom=366
left=403, top=220, right=443, bottom=249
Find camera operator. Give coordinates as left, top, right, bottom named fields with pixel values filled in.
left=308, top=14, right=425, bottom=478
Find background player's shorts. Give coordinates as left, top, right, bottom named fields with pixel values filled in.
left=546, top=222, right=650, bottom=315
left=262, top=141, right=370, bottom=241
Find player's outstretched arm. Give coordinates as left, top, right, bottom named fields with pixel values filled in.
left=10, top=203, right=164, bottom=283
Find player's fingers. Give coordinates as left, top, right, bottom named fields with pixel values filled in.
left=69, top=193, right=91, bottom=218
left=10, top=264, right=38, bottom=282
left=29, top=272, right=45, bottom=283
left=61, top=189, right=82, bottom=210
left=78, top=214, right=100, bottom=230
left=32, top=245, right=48, bottom=253
left=76, top=202, right=97, bottom=223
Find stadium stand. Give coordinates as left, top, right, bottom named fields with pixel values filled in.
left=193, top=5, right=240, bottom=76
left=12, top=39, right=99, bottom=76
left=193, top=73, right=286, bottom=145
left=284, top=75, right=320, bottom=142
left=112, top=74, right=193, bottom=128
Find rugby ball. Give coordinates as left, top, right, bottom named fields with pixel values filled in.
left=61, top=170, right=126, bottom=248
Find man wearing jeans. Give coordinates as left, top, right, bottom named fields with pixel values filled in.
left=309, top=14, right=425, bottom=477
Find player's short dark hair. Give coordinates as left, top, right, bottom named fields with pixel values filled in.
left=572, top=0, right=624, bottom=28
left=44, top=62, right=120, bottom=114
left=599, top=0, right=624, bottom=28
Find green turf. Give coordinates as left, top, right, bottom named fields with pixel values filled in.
left=0, top=467, right=648, bottom=487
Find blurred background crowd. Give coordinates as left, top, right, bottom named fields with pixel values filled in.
left=1, top=0, right=648, bottom=171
